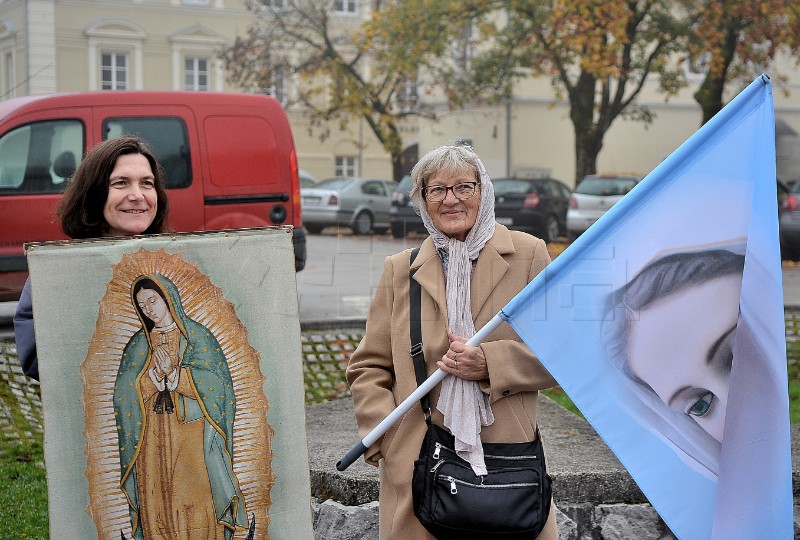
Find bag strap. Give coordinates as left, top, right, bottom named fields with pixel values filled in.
left=409, top=247, right=432, bottom=423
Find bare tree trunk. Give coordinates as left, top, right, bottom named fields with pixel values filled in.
left=694, top=23, right=739, bottom=125
left=574, top=130, right=603, bottom=184
left=391, top=152, right=404, bottom=183
left=570, top=73, right=604, bottom=183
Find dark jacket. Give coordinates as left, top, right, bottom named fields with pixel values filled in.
left=13, top=277, right=38, bottom=380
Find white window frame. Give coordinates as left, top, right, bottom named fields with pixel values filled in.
left=1, top=47, right=14, bottom=99
left=101, top=52, right=129, bottom=90
left=184, top=56, right=210, bottom=91
left=85, top=19, right=146, bottom=90
left=456, top=22, right=475, bottom=70
left=335, top=156, right=358, bottom=177
left=169, top=25, right=227, bottom=91
left=334, top=0, right=358, bottom=15
left=396, top=76, right=418, bottom=113
left=0, top=21, right=16, bottom=100
left=268, top=67, right=286, bottom=105
left=684, top=51, right=710, bottom=83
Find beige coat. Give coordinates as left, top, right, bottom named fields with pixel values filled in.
left=347, top=224, right=559, bottom=539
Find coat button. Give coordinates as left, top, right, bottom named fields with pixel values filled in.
left=501, top=390, right=510, bottom=396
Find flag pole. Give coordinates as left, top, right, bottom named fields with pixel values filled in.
left=336, top=314, right=506, bottom=471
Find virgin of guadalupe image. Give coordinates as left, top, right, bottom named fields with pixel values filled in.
left=81, top=249, right=274, bottom=540
left=114, top=273, right=248, bottom=539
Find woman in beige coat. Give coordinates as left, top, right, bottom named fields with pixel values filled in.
left=347, top=144, right=559, bottom=539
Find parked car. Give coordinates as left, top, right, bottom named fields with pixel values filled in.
left=389, top=174, right=427, bottom=238
left=299, top=169, right=318, bottom=188
left=493, top=177, right=572, bottom=243
left=566, top=174, right=641, bottom=238
left=302, top=177, right=397, bottom=235
left=779, top=179, right=800, bottom=260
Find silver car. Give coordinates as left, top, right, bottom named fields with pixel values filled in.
left=302, top=176, right=397, bottom=235
left=566, top=174, right=640, bottom=238
left=299, top=169, right=318, bottom=188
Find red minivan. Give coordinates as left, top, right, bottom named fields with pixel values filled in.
left=0, top=91, right=306, bottom=301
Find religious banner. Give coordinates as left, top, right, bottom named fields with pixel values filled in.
left=26, top=227, right=312, bottom=539
left=500, top=75, right=793, bottom=538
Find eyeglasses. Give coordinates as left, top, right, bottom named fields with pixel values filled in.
left=423, top=182, right=479, bottom=202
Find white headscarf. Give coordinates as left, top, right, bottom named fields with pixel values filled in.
left=414, top=146, right=497, bottom=475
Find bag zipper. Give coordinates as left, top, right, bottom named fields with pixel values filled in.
left=440, top=475, right=540, bottom=495
left=486, top=452, right=539, bottom=460
left=434, top=462, right=544, bottom=494
left=434, top=441, right=539, bottom=461
left=430, top=460, right=446, bottom=473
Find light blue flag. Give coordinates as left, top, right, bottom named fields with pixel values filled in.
left=500, top=75, right=793, bottom=539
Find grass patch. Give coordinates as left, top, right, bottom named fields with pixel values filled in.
left=0, top=442, right=48, bottom=539
left=783, top=311, right=800, bottom=424
left=788, top=354, right=799, bottom=424
left=541, top=386, right=583, bottom=418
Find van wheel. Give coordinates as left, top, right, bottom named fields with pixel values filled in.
left=353, top=212, right=373, bottom=235
left=305, top=224, right=324, bottom=234
left=544, top=216, right=559, bottom=243
left=390, top=223, right=405, bottom=238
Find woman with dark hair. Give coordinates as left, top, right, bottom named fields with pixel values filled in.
left=58, top=135, right=169, bottom=238
left=13, top=135, right=170, bottom=380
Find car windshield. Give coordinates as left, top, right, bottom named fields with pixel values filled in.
left=396, top=174, right=412, bottom=193
left=316, top=178, right=354, bottom=190
left=575, top=176, right=637, bottom=196
left=494, top=179, right=533, bottom=195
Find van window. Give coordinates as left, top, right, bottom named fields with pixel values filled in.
left=103, top=117, right=192, bottom=189
left=0, top=120, right=84, bottom=194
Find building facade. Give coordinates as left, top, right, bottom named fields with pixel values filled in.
left=1, top=0, right=799, bottom=186
left=0, top=0, right=393, bottom=182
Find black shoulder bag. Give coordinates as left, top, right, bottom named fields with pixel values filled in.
left=408, top=248, right=552, bottom=539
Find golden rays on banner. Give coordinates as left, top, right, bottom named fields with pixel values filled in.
left=81, top=248, right=274, bottom=540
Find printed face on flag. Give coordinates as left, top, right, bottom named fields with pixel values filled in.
left=628, top=276, right=742, bottom=442
left=603, top=244, right=744, bottom=464
left=626, top=274, right=737, bottom=444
